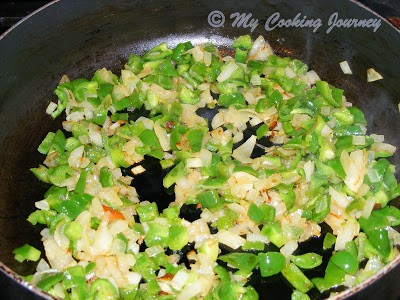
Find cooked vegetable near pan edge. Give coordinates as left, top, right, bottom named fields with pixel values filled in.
left=13, top=35, right=400, bottom=299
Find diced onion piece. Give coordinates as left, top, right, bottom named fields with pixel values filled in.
left=171, top=269, right=190, bottom=291
left=216, top=229, right=246, bottom=249
left=90, top=221, right=113, bottom=256
left=126, top=272, right=142, bottom=285
left=145, top=245, right=163, bottom=257
left=248, top=35, right=273, bottom=61
left=371, top=142, right=396, bottom=155
left=232, top=135, right=256, bottom=163
left=203, top=51, right=212, bottom=67
left=369, top=134, right=384, bottom=143
left=88, top=123, right=103, bottom=147
left=35, top=199, right=50, bottom=211
left=46, top=102, right=58, bottom=115
left=43, top=238, right=77, bottom=270
left=329, top=187, right=350, bottom=208
left=36, top=259, right=51, bottom=272
left=285, top=67, right=296, bottom=78
left=154, top=121, right=170, bottom=151
left=340, top=61, right=353, bottom=75
left=335, top=219, right=360, bottom=251
left=365, top=256, right=385, bottom=273
left=367, top=68, right=383, bottom=82
left=188, top=45, right=204, bottom=62
left=217, top=62, right=238, bottom=82
left=340, top=150, right=367, bottom=193
left=367, top=168, right=381, bottom=183
left=320, top=106, right=331, bottom=116
left=280, top=240, right=298, bottom=258
left=246, top=233, right=269, bottom=244
left=303, top=161, right=314, bottom=183
left=186, top=157, right=203, bottom=168
left=302, top=70, right=320, bottom=85
left=250, top=74, right=261, bottom=86
left=352, top=135, right=365, bottom=146
left=361, top=197, right=375, bottom=219
left=131, top=165, right=146, bottom=175
left=68, top=145, right=85, bottom=168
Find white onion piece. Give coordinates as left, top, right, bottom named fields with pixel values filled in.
left=217, top=62, right=238, bottom=82
left=216, top=229, right=246, bottom=249
left=361, top=197, right=375, bottom=219
left=335, top=219, right=360, bottom=251
left=369, top=134, right=384, bottom=143
left=340, top=61, right=353, bottom=74
left=280, top=240, right=298, bottom=258
left=341, top=150, right=367, bottom=193
left=88, top=123, right=103, bottom=147
left=303, top=160, right=314, bottom=183
left=232, top=135, right=256, bottom=163
left=248, top=35, right=273, bottom=61
left=154, top=121, right=170, bottom=151
left=367, top=68, right=383, bottom=82
left=171, top=269, right=190, bottom=291
left=46, top=102, right=58, bottom=115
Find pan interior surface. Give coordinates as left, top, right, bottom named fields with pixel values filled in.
left=0, top=0, right=399, bottom=299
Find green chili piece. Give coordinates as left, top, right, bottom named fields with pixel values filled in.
left=215, top=265, right=231, bottom=282
left=179, top=85, right=200, bottom=104
left=110, top=148, right=130, bottom=168
left=348, top=107, right=366, bottom=125
left=87, top=278, right=118, bottom=300
left=13, top=244, right=41, bottom=263
left=197, top=190, right=221, bottom=209
left=99, top=167, right=114, bottom=188
left=291, top=291, right=311, bottom=300
left=38, top=132, right=56, bottom=154
left=258, top=252, right=286, bottom=277
left=261, top=221, right=287, bottom=247
left=30, top=165, right=50, bottom=183
left=137, top=202, right=159, bottom=222
left=219, top=253, right=258, bottom=274
left=120, top=285, right=138, bottom=300
left=64, top=221, right=83, bottom=241
left=168, top=224, right=189, bottom=251
left=53, top=193, right=92, bottom=220
left=256, top=124, right=269, bottom=139
left=218, top=93, right=246, bottom=108
left=52, top=85, right=69, bottom=118
left=232, top=35, right=252, bottom=50
left=290, top=253, right=323, bottom=269
left=323, top=233, right=336, bottom=250
left=163, top=161, right=186, bottom=188
left=330, top=251, right=358, bottom=275
left=145, top=222, right=169, bottom=247
left=127, top=54, right=144, bottom=74
left=242, top=241, right=265, bottom=251
left=333, top=107, right=354, bottom=126
left=281, top=263, right=314, bottom=293
left=235, top=48, right=248, bottom=63
left=247, top=203, right=275, bottom=224
left=315, top=81, right=340, bottom=107
left=48, top=164, right=73, bottom=186
left=36, top=273, right=63, bottom=291
left=187, top=128, right=205, bottom=152
left=27, top=210, right=57, bottom=226
left=74, top=170, right=87, bottom=194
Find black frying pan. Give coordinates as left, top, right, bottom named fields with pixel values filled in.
left=0, top=0, right=399, bottom=299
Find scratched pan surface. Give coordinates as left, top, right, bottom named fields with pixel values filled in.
left=0, top=0, right=399, bottom=299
